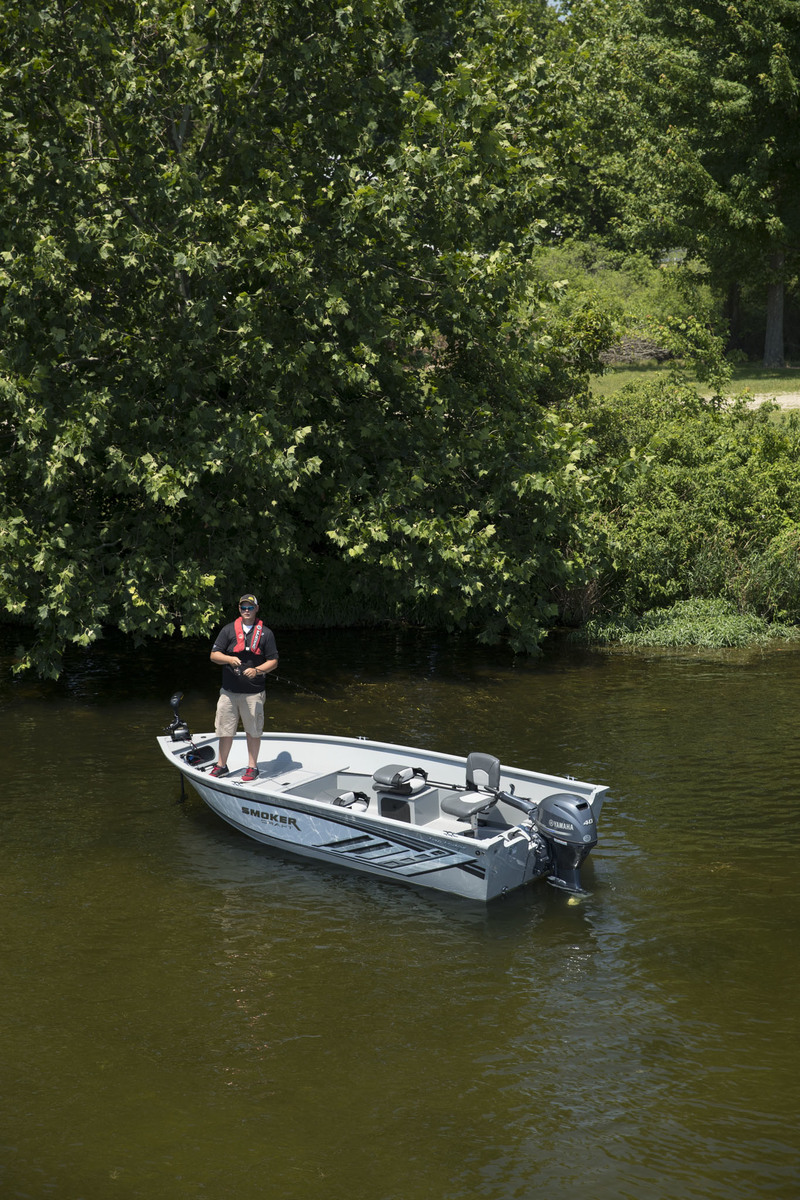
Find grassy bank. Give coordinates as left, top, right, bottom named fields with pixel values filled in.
left=573, top=598, right=800, bottom=649
left=591, top=361, right=800, bottom=399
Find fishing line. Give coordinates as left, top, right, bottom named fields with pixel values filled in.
left=270, top=673, right=328, bottom=702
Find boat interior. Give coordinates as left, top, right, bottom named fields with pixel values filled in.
left=185, top=741, right=528, bottom=838
left=280, top=754, right=521, bottom=836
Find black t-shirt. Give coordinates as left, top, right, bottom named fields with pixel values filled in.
left=212, top=620, right=279, bottom=694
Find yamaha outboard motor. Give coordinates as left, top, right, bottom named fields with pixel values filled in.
left=535, top=792, right=598, bottom=893
left=165, top=690, right=191, bottom=742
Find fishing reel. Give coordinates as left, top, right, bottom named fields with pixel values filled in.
left=165, top=690, right=191, bottom=742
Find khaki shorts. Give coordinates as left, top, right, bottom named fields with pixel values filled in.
left=215, top=688, right=265, bottom=739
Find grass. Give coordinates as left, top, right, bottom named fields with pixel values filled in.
left=575, top=598, right=800, bottom=649
left=591, top=361, right=800, bottom=399
left=725, top=364, right=800, bottom=398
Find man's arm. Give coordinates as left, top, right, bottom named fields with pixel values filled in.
left=210, top=648, right=242, bottom=669
left=241, top=656, right=278, bottom=682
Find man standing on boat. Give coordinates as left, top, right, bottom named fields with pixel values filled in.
left=209, top=594, right=279, bottom=782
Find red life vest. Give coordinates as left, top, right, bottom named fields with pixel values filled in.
left=233, top=617, right=264, bottom=655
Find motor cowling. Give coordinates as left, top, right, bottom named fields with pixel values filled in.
left=535, top=792, right=598, bottom=894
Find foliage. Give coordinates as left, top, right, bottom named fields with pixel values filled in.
left=535, top=237, right=732, bottom=393
left=559, top=382, right=800, bottom=633
left=577, top=596, right=799, bottom=648
left=535, top=239, right=709, bottom=327
left=0, top=0, right=614, bottom=677
left=553, top=0, right=800, bottom=364
left=735, top=522, right=800, bottom=625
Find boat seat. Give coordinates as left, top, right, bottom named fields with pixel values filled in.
left=440, top=791, right=498, bottom=820
left=371, top=763, right=429, bottom=799
left=317, top=788, right=370, bottom=811
left=440, top=752, right=502, bottom=822
left=371, top=764, right=431, bottom=823
left=466, top=751, right=501, bottom=791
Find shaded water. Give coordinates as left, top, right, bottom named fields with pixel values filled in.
left=1, top=627, right=798, bottom=1200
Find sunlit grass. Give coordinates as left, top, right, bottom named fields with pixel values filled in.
left=575, top=598, right=800, bottom=649
left=590, top=360, right=677, bottom=396
left=591, top=361, right=800, bottom=399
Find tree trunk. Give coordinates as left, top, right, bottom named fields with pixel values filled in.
left=763, top=251, right=786, bottom=368
left=724, top=281, right=742, bottom=353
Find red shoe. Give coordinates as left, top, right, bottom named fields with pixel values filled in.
left=241, top=766, right=260, bottom=783
left=210, top=763, right=229, bottom=778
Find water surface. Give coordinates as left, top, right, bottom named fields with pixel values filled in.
left=1, top=628, right=798, bottom=1199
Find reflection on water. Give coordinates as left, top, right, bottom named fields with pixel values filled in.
left=1, top=626, right=798, bottom=1200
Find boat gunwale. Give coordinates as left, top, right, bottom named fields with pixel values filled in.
left=158, top=730, right=608, bottom=799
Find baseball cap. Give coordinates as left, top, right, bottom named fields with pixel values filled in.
left=239, top=594, right=258, bottom=606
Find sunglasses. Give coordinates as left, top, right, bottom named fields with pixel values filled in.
left=239, top=604, right=256, bottom=611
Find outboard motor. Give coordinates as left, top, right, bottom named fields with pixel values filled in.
left=165, top=690, right=191, bottom=742
left=535, top=792, right=598, bottom=894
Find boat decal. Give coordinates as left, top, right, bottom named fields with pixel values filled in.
left=340, top=839, right=392, bottom=854
left=223, top=810, right=488, bottom=882
left=314, top=829, right=482, bottom=876
left=326, top=834, right=377, bottom=849
left=227, top=797, right=475, bottom=868
left=401, top=859, right=487, bottom=880
left=240, top=806, right=300, bottom=830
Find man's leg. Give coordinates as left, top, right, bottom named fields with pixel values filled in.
left=245, top=733, right=261, bottom=769
left=217, top=735, right=233, bottom=767
left=242, top=692, right=264, bottom=769
left=214, top=691, right=238, bottom=770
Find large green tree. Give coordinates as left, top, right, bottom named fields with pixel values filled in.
left=555, top=0, right=800, bottom=366
left=0, top=0, right=606, bottom=676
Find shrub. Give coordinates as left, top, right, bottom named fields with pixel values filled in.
left=735, top=524, right=800, bottom=623
left=559, top=382, right=800, bottom=637
left=578, top=597, right=799, bottom=648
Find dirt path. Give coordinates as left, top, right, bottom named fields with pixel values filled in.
left=743, top=392, right=800, bottom=408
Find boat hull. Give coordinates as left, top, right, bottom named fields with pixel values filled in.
left=158, top=731, right=607, bottom=902
left=192, top=779, right=536, bottom=900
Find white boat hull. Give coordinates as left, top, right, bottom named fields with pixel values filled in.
left=157, top=730, right=607, bottom=902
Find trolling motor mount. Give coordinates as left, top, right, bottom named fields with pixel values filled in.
left=165, top=690, right=191, bottom=742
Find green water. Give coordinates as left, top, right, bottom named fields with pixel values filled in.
left=2, top=629, right=798, bottom=1200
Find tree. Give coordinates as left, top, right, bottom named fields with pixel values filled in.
left=0, top=0, right=607, bottom=676
left=556, top=0, right=800, bottom=367
left=564, top=380, right=800, bottom=621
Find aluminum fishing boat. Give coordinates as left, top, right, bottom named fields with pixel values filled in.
left=158, top=693, right=607, bottom=902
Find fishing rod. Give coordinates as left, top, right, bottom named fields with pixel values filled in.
left=269, top=673, right=328, bottom=702
left=227, top=661, right=328, bottom=702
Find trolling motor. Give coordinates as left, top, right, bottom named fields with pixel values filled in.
left=500, top=788, right=598, bottom=894
left=165, top=690, right=191, bottom=742
left=164, top=691, right=216, bottom=771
